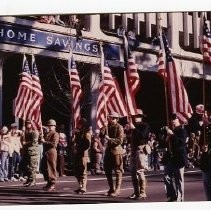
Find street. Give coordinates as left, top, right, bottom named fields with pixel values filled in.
left=0, top=169, right=207, bottom=205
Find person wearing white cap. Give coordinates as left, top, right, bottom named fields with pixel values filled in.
left=101, top=111, right=124, bottom=197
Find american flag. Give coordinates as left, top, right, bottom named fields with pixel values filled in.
left=157, top=32, right=167, bottom=78
left=96, top=48, right=127, bottom=129
left=123, top=34, right=140, bottom=116
left=158, top=32, right=192, bottom=123
left=14, top=55, right=33, bottom=121
left=202, top=16, right=211, bottom=63
left=96, top=60, right=116, bottom=129
left=29, top=55, right=43, bottom=130
left=69, top=56, right=82, bottom=130
left=107, top=77, right=128, bottom=117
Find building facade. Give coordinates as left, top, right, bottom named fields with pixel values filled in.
left=0, top=12, right=210, bottom=132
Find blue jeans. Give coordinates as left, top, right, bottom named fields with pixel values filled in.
left=202, top=171, right=211, bottom=201
left=164, top=162, right=185, bottom=201
left=0, top=151, right=9, bottom=180
left=8, top=152, right=21, bottom=179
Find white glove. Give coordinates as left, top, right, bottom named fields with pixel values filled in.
left=166, top=128, right=173, bottom=135
left=104, top=135, right=110, bottom=141
left=129, top=122, right=135, bottom=129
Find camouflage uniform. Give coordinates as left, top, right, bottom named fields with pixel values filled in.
left=102, top=122, right=124, bottom=197
left=74, top=128, right=91, bottom=193
left=23, top=128, right=39, bottom=184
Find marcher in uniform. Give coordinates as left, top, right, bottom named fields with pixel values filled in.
left=22, top=120, right=39, bottom=187
left=128, top=109, right=151, bottom=200
left=101, top=112, right=124, bottom=197
left=41, top=119, right=59, bottom=192
left=73, top=118, right=91, bottom=194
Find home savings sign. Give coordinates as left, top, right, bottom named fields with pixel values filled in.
left=0, top=23, right=120, bottom=60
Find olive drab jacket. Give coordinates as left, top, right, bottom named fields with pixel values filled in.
left=43, top=130, right=59, bottom=152
left=74, top=128, right=91, bottom=157
left=102, top=123, right=124, bottom=155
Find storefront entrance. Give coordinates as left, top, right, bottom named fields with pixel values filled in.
left=2, top=53, right=92, bottom=137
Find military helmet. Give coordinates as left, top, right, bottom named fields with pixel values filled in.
left=46, top=119, right=56, bottom=126
left=108, top=112, right=119, bottom=118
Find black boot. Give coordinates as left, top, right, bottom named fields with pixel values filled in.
left=105, top=174, right=114, bottom=196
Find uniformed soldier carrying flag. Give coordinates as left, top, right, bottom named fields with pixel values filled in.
left=101, top=112, right=124, bottom=197
left=22, top=120, right=39, bottom=187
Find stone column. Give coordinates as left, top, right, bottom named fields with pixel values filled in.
left=167, top=12, right=180, bottom=50
left=0, top=52, right=7, bottom=127
left=90, top=64, right=100, bottom=132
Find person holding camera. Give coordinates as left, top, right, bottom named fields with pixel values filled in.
left=162, top=113, right=188, bottom=202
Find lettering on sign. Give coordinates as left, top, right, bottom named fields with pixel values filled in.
left=0, top=23, right=120, bottom=61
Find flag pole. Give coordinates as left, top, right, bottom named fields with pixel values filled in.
left=22, top=54, right=28, bottom=130
left=122, top=30, right=132, bottom=124
left=99, top=42, right=108, bottom=135
left=68, top=36, right=74, bottom=139
left=202, top=12, right=207, bottom=146
left=158, top=16, right=169, bottom=127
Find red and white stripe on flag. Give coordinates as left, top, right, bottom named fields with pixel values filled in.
left=96, top=66, right=116, bottom=129
left=96, top=65, right=128, bottom=129
left=124, top=55, right=140, bottom=115
left=14, top=55, right=33, bottom=121
left=27, top=55, right=43, bottom=130
left=69, top=57, right=82, bottom=130
left=107, top=78, right=128, bottom=117
left=96, top=77, right=128, bottom=129
left=157, top=33, right=192, bottom=123
left=157, top=35, right=167, bottom=78
left=166, top=61, right=193, bottom=123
